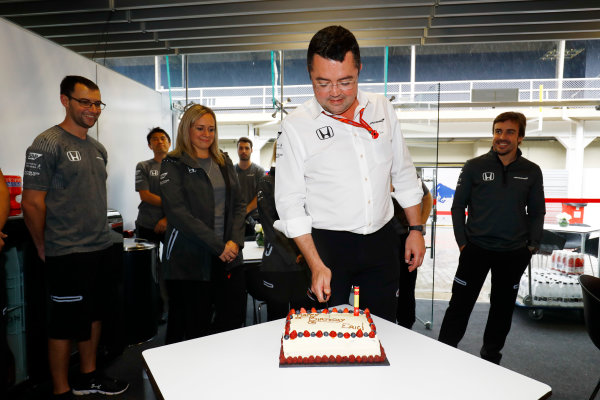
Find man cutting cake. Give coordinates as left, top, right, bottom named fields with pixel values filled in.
left=274, top=26, right=425, bottom=322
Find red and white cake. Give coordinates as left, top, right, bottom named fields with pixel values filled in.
left=279, top=307, right=387, bottom=365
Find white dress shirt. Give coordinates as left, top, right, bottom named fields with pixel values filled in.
left=274, top=90, right=423, bottom=238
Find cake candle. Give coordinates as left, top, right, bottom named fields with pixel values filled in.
left=353, top=286, right=360, bottom=316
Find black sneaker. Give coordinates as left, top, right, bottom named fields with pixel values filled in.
left=52, top=390, right=74, bottom=400
left=72, top=373, right=129, bottom=396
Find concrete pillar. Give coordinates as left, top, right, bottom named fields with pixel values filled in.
left=556, top=120, right=594, bottom=197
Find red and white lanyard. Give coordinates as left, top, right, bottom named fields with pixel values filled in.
left=322, top=108, right=379, bottom=139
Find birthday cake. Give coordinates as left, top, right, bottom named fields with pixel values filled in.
left=279, top=307, right=387, bottom=365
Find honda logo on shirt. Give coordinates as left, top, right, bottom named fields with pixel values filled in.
left=315, top=126, right=334, bottom=140
left=482, top=172, right=495, bottom=181
left=67, top=151, right=81, bottom=162
left=150, top=170, right=159, bottom=176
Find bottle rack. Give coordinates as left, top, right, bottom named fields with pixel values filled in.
left=516, top=250, right=591, bottom=320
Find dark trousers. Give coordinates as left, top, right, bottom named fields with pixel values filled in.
left=164, top=280, right=210, bottom=344
left=0, top=252, right=11, bottom=397
left=246, top=269, right=318, bottom=321
left=396, top=233, right=418, bottom=329
left=312, top=221, right=400, bottom=322
left=136, top=224, right=167, bottom=317
left=165, top=262, right=246, bottom=345
left=438, top=243, right=531, bottom=364
left=135, top=224, right=164, bottom=246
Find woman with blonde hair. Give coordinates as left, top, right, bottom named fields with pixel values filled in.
left=159, top=104, right=246, bottom=344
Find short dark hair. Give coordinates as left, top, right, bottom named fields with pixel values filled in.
left=237, top=137, right=253, bottom=148
left=146, top=127, right=171, bottom=145
left=493, top=112, right=527, bottom=137
left=60, top=75, right=99, bottom=97
left=307, top=26, right=361, bottom=74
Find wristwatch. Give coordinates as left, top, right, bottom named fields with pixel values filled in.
left=408, top=225, right=424, bottom=235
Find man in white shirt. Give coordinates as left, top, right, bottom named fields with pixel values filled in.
left=274, top=26, right=425, bottom=321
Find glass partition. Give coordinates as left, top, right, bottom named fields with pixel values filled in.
left=398, top=84, right=440, bottom=329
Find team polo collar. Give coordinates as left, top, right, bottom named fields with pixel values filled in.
left=307, top=90, right=370, bottom=120
left=488, top=147, right=523, bottom=163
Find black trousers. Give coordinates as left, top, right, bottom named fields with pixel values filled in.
left=135, top=224, right=164, bottom=246
left=165, top=261, right=246, bottom=344
left=396, top=233, right=418, bottom=329
left=438, top=242, right=531, bottom=364
left=312, top=221, right=400, bottom=322
left=246, top=269, right=318, bottom=321
left=136, top=224, right=167, bottom=318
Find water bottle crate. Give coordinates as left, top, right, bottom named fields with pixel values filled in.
left=518, top=270, right=583, bottom=309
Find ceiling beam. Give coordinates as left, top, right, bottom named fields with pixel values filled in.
left=436, top=0, right=600, bottom=17
left=25, top=8, right=432, bottom=37
left=432, top=10, right=600, bottom=27
left=52, top=20, right=429, bottom=46
left=428, top=21, right=600, bottom=38
left=67, top=29, right=425, bottom=52
left=425, top=31, right=600, bottom=44
left=80, top=37, right=422, bottom=58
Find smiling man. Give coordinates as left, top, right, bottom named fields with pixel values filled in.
left=438, top=111, right=546, bottom=365
left=274, top=26, right=424, bottom=322
left=22, top=76, right=128, bottom=398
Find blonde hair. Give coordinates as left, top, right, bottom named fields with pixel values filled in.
left=170, top=104, right=224, bottom=166
left=270, top=140, right=277, bottom=165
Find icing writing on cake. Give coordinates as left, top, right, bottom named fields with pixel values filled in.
left=279, top=307, right=387, bottom=365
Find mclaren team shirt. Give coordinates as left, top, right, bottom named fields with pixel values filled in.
left=274, top=90, right=423, bottom=238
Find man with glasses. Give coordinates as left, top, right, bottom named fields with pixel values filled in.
left=274, top=26, right=425, bottom=322
left=22, top=76, right=128, bottom=398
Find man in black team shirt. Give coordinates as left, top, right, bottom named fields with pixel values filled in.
left=438, top=111, right=545, bottom=365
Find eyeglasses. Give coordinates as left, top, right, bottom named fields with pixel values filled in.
left=313, top=79, right=357, bottom=92
left=67, top=95, right=106, bottom=110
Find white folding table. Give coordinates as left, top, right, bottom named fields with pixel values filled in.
left=143, top=310, right=551, bottom=400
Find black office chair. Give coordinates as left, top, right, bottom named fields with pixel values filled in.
left=539, top=229, right=567, bottom=254
left=579, top=275, right=600, bottom=400
left=535, top=230, right=567, bottom=269
left=582, top=238, right=599, bottom=276
left=244, top=264, right=268, bottom=325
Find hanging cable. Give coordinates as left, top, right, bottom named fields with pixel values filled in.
left=91, top=9, right=115, bottom=65
left=166, top=55, right=173, bottom=110
left=384, top=46, right=389, bottom=99
left=270, top=50, right=277, bottom=109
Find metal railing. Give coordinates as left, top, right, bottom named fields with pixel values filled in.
left=158, top=78, right=600, bottom=113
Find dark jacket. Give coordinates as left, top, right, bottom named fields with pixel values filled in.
left=160, top=151, right=245, bottom=281
left=451, top=148, right=546, bottom=251
left=257, top=167, right=305, bottom=273
left=392, top=180, right=430, bottom=236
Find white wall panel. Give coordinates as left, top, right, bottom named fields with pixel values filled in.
left=0, top=20, right=96, bottom=175
left=96, top=65, right=170, bottom=230
left=584, top=139, right=600, bottom=168
left=0, top=17, right=170, bottom=230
